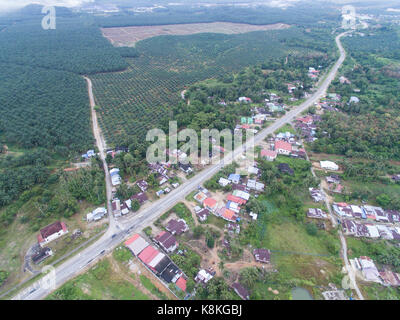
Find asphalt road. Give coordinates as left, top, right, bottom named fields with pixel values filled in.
left=14, top=31, right=349, bottom=300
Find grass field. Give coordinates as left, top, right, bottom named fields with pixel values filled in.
left=46, top=259, right=150, bottom=300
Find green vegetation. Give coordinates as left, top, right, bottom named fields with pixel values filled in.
left=313, top=26, right=400, bottom=160
left=195, top=276, right=238, bottom=300
left=139, top=275, right=167, bottom=300
left=113, top=246, right=132, bottom=263
left=169, top=203, right=195, bottom=228
left=47, top=259, right=149, bottom=300
left=170, top=244, right=201, bottom=278
left=92, top=26, right=336, bottom=147
left=0, top=270, right=8, bottom=287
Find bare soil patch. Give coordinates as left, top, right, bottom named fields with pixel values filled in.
left=101, top=22, right=290, bottom=47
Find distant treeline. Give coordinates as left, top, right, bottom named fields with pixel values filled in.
left=96, top=4, right=341, bottom=28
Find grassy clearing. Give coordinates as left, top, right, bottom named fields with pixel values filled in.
left=139, top=275, right=168, bottom=300
left=46, top=258, right=150, bottom=300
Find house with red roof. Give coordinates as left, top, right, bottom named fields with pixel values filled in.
left=274, top=140, right=292, bottom=155
left=261, top=149, right=277, bottom=161
left=218, top=207, right=238, bottom=222
left=227, top=194, right=247, bottom=205
left=175, top=276, right=187, bottom=292
left=204, top=198, right=217, bottom=212
left=297, top=115, right=313, bottom=125
left=38, top=221, right=68, bottom=247
left=138, top=245, right=160, bottom=265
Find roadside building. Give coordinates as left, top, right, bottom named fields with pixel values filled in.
left=32, top=247, right=53, bottom=265
left=307, top=208, right=328, bottom=220
left=125, top=234, right=149, bottom=256
left=87, top=207, right=107, bottom=222
left=37, top=221, right=68, bottom=247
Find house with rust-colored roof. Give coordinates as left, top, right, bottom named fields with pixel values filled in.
left=274, top=140, right=292, bottom=155
left=175, top=276, right=187, bottom=292
left=38, top=221, right=68, bottom=247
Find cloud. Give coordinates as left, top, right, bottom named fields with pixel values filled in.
left=0, top=0, right=94, bottom=13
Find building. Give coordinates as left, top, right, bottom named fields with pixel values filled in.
left=274, top=140, right=292, bottom=155
left=218, top=207, right=238, bottom=222
left=136, top=179, right=148, bottom=192
left=307, top=208, right=328, bottom=220
left=320, top=161, right=339, bottom=171
left=179, top=162, right=193, bottom=174
left=232, top=190, right=250, bottom=201
left=309, top=188, right=324, bottom=202
left=38, top=221, right=68, bottom=247
left=195, top=268, right=215, bottom=284
left=110, top=168, right=121, bottom=186
left=228, top=173, right=241, bottom=184
left=352, top=256, right=381, bottom=283
left=261, top=149, right=277, bottom=161
left=32, top=247, right=53, bottom=265
left=175, top=276, right=187, bottom=292
left=204, top=198, right=217, bottom=212
left=218, top=177, right=231, bottom=187
left=125, top=234, right=149, bottom=256
left=166, top=219, right=189, bottom=235
left=232, top=283, right=250, bottom=300
left=194, top=191, right=208, bottom=204
left=253, top=248, right=271, bottom=264
left=160, top=263, right=182, bottom=283
left=227, top=194, right=247, bottom=205
left=130, top=192, right=148, bottom=205
left=155, top=231, right=178, bottom=253
left=246, top=179, right=264, bottom=192
left=87, top=207, right=107, bottom=222
left=196, top=208, right=210, bottom=222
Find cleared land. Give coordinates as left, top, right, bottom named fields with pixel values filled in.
left=101, top=22, right=290, bottom=47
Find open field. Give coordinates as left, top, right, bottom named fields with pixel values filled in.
left=101, top=22, right=290, bottom=47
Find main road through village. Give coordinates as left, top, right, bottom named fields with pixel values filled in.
left=14, top=31, right=359, bottom=300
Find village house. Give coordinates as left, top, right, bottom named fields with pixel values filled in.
left=253, top=248, right=271, bottom=264
left=166, top=219, right=189, bottom=235
left=195, top=268, right=216, bottom=285
left=246, top=179, right=265, bottom=192
left=307, top=208, right=328, bottom=220
left=225, top=223, right=240, bottom=234
left=309, top=188, right=324, bottom=202
left=232, top=283, right=250, bottom=300
left=218, top=177, right=231, bottom=187
left=261, top=149, right=277, bottom=161
left=110, top=168, right=121, bottom=186
left=155, top=231, right=178, bottom=253
left=274, top=140, right=292, bottom=155
left=32, top=247, right=53, bottom=265
left=131, top=192, right=148, bottom=205
left=195, top=207, right=210, bottom=222
left=37, top=221, right=68, bottom=247
left=218, top=207, right=238, bottom=222
left=320, top=160, right=339, bottom=171
left=136, top=179, right=148, bottom=192
left=194, top=191, right=208, bottom=204
left=87, top=207, right=107, bottom=222
left=204, top=197, right=218, bottom=212
left=178, top=162, right=193, bottom=174
left=352, top=256, right=382, bottom=284
left=228, top=173, right=241, bottom=184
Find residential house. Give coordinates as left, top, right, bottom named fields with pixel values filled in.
left=261, top=149, right=277, bottom=161
left=37, top=221, right=68, bottom=247
left=32, top=247, right=53, bottom=265
left=218, top=207, right=238, bottom=222
left=352, top=256, right=381, bottom=283
left=228, top=173, right=241, bottom=184
left=274, top=140, right=292, bottom=155
left=166, top=219, right=189, bottom=235
left=232, top=283, right=250, bottom=300
left=131, top=192, right=148, bottom=205
left=196, top=208, right=210, bottom=222
left=204, top=198, right=217, bottom=212
left=136, top=179, right=148, bottom=192
left=253, top=248, right=271, bottom=264
left=87, top=207, right=107, bottom=222
left=125, top=234, right=149, bottom=256
left=155, top=231, right=178, bottom=253
left=307, top=208, right=328, bottom=220
left=218, top=177, right=231, bottom=187
left=320, top=161, right=339, bottom=171
left=195, top=268, right=216, bottom=285
left=246, top=179, right=264, bottom=192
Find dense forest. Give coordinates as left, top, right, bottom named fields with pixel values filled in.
left=94, top=3, right=340, bottom=28
left=312, top=26, right=400, bottom=160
